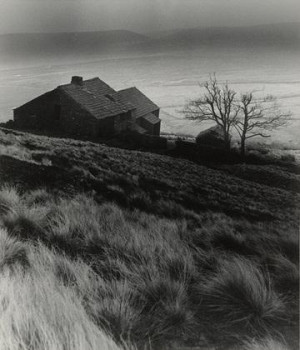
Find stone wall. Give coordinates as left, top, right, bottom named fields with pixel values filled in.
left=13, top=90, right=60, bottom=130
left=114, top=111, right=133, bottom=134
left=130, top=131, right=167, bottom=149
left=59, top=91, right=99, bottom=137
left=14, top=89, right=101, bottom=137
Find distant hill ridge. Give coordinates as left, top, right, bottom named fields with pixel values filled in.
left=0, top=23, right=299, bottom=61
left=0, top=30, right=150, bottom=58
left=1, top=29, right=148, bottom=42
left=148, top=22, right=300, bottom=48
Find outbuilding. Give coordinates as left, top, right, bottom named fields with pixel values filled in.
left=196, top=125, right=228, bottom=149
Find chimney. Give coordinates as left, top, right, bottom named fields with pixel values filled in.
left=71, top=76, right=83, bottom=85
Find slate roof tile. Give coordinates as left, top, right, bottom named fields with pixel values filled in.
left=141, top=113, right=160, bottom=125
left=59, top=78, right=135, bottom=119
left=112, top=87, right=159, bottom=119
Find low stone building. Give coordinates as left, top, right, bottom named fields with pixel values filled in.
left=13, top=76, right=161, bottom=137
left=196, top=125, right=228, bottom=149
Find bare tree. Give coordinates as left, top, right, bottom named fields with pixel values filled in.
left=182, top=75, right=239, bottom=150
left=235, top=92, right=292, bottom=157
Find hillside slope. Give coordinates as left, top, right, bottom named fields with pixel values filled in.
left=0, top=30, right=149, bottom=60
left=1, top=23, right=299, bottom=64
left=0, top=127, right=299, bottom=350
left=0, top=128, right=299, bottom=224
left=149, top=23, right=300, bottom=49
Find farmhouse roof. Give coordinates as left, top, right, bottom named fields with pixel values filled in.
left=58, top=77, right=135, bottom=120
left=113, top=87, right=159, bottom=119
left=196, top=125, right=224, bottom=139
left=14, top=76, right=160, bottom=125
left=141, top=113, right=160, bottom=125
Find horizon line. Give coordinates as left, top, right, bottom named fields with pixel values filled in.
left=1, top=21, right=299, bottom=36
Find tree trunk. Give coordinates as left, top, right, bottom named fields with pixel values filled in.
left=224, top=132, right=231, bottom=151
left=240, top=136, right=246, bottom=159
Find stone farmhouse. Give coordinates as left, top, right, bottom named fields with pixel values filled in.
left=13, top=76, right=161, bottom=138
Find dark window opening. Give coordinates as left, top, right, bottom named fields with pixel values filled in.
left=120, top=113, right=127, bottom=122
left=120, top=111, right=131, bottom=122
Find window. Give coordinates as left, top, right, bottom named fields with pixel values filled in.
left=120, top=111, right=131, bottom=122
left=120, top=113, right=127, bottom=122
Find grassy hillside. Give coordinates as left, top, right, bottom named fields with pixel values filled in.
left=0, top=127, right=299, bottom=350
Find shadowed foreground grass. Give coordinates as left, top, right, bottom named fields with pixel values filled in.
left=0, top=186, right=298, bottom=350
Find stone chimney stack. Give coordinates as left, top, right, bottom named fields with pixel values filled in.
left=71, top=76, right=83, bottom=85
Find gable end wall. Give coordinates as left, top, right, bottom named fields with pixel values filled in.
left=59, top=91, right=100, bottom=137
left=13, top=90, right=60, bottom=129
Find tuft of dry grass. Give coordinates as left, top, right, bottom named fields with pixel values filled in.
left=0, top=258, right=128, bottom=350
left=0, top=228, right=29, bottom=271
left=196, top=257, right=288, bottom=344
left=242, top=337, right=291, bottom=350
left=0, top=186, right=20, bottom=216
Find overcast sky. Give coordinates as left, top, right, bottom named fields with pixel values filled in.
left=0, top=0, right=299, bottom=34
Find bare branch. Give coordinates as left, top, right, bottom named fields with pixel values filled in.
left=181, top=75, right=239, bottom=150
left=245, top=133, right=271, bottom=139
left=234, top=91, right=292, bottom=156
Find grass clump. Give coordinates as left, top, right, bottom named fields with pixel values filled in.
left=0, top=184, right=297, bottom=349
left=0, top=251, right=127, bottom=350
left=0, top=228, right=29, bottom=271
left=0, top=186, right=20, bottom=215
left=196, top=258, right=287, bottom=345
left=241, top=337, right=291, bottom=350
